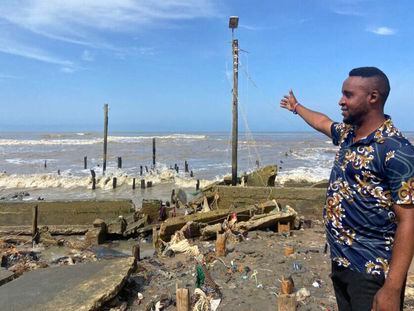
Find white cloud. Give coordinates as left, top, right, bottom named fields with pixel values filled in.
left=0, top=0, right=218, bottom=69
left=0, top=36, right=74, bottom=67
left=0, top=73, right=20, bottom=80
left=0, top=0, right=218, bottom=48
left=327, top=0, right=370, bottom=16
left=60, top=67, right=76, bottom=74
left=368, top=26, right=396, bottom=36
left=81, top=50, right=94, bottom=62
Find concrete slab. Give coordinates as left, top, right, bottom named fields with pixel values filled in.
left=0, top=268, right=14, bottom=286
left=0, top=257, right=135, bottom=311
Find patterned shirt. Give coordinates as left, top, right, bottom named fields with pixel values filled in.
left=324, top=116, right=414, bottom=277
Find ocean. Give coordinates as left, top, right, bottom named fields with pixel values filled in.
left=1, top=131, right=412, bottom=206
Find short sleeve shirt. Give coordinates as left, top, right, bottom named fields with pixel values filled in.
left=324, top=116, right=414, bottom=277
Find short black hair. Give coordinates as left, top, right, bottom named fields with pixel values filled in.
left=349, top=67, right=390, bottom=103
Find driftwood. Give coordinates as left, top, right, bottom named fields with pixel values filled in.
left=159, top=205, right=254, bottom=241
left=235, top=207, right=296, bottom=232
left=200, top=223, right=223, bottom=239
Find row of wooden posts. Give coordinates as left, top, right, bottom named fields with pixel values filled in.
left=83, top=155, right=192, bottom=175
left=88, top=163, right=200, bottom=191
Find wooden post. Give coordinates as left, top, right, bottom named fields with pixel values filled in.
left=140, top=165, right=143, bottom=176
left=280, top=276, right=294, bottom=294
left=277, top=294, right=297, bottom=311
left=132, top=244, right=140, bottom=262
left=145, top=166, right=148, bottom=173
left=215, top=233, right=227, bottom=257
left=103, top=103, right=109, bottom=175
left=140, top=179, right=146, bottom=189
left=176, top=288, right=190, bottom=311
left=117, top=157, right=122, bottom=169
left=152, top=227, right=159, bottom=249
left=231, top=38, right=239, bottom=186
left=171, top=189, right=175, bottom=205
left=152, top=138, right=156, bottom=167
left=146, top=181, right=152, bottom=188
left=190, top=170, right=194, bottom=177
left=278, top=221, right=291, bottom=234
left=184, top=161, right=189, bottom=173
left=132, top=178, right=136, bottom=190
left=112, top=177, right=117, bottom=189
left=57, top=169, right=61, bottom=175
left=91, top=169, right=96, bottom=190
left=32, top=205, right=39, bottom=244
left=44, top=160, right=47, bottom=168
left=196, top=179, right=200, bottom=191
left=84, top=156, right=87, bottom=169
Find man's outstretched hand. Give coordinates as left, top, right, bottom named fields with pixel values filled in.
left=280, top=90, right=298, bottom=112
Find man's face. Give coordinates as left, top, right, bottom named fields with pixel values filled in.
left=339, top=76, right=371, bottom=125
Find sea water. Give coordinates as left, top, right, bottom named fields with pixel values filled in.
left=1, top=131, right=412, bottom=206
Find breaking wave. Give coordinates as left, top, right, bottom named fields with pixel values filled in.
left=276, top=166, right=331, bottom=184
left=0, top=134, right=207, bottom=146
left=0, top=166, right=216, bottom=190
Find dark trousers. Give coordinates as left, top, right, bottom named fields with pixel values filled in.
left=330, top=263, right=405, bottom=311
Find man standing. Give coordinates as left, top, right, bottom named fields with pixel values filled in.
left=280, top=67, right=414, bottom=310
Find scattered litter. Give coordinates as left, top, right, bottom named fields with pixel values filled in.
left=296, top=287, right=311, bottom=302
left=312, top=280, right=322, bottom=288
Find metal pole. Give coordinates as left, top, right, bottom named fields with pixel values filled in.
left=231, top=39, right=239, bottom=186
left=103, top=104, right=109, bottom=175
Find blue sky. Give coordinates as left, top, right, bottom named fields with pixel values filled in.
left=0, top=0, right=413, bottom=132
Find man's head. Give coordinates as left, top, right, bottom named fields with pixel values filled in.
left=339, top=67, right=390, bottom=125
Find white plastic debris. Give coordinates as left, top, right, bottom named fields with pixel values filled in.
left=296, top=287, right=311, bottom=302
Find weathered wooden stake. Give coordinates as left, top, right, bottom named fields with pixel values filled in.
left=140, top=165, right=143, bottom=176
left=176, top=288, right=190, bottom=311
left=44, top=160, right=47, bottom=168
left=281, top=276, right=294, bottom=294
left=117, top=157, right=122, bottom=169
left=103, top=103, right=109, bottom=175
left=140, top=179, right=146, bottom=189
left=215, top=233, right=227, bottom=257
left=132, top=244, right=140, bottom=262
left=32, top=205, right=39, bottom=244
left=132, top=178, right=136, bottom=190
left=175, top=164, right=179, bottom=173
left=152, top=138, right=156, bottom=167
left=152, top=227, right=159, bottom=249
left=196, top=179, right=200, bottom=191
left=90, top=170, right=96, bottom=190
left=171, top=189, right=176, bottom=205
left=231, top=38, right=239, bottom=186
left=146, top=181, right=152, bottom=188
left=112, top=177, right=117, bottom=189
left=145, top=166, right=148, bottom=173
left=57, top=169, right=61, bottom=175
left=184, top=161, right=189, bottom=173
left=84, top=156, right=87, bottom=169
left=190, top=170, right=194, bottom=177
left=277, top=294, right=297, bottom=311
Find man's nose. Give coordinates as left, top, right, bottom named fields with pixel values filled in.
left=339, top=96, right=345, bottom=106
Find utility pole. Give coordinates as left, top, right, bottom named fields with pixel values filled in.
left=103, top=104, right=109, bottom=175
left=229, top=16, right=239, bottom=186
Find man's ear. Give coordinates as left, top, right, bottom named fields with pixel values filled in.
left=369, top=89, right=380, bottom=104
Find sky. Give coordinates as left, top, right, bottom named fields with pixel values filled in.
left=0, top=0, right=413, bottom=132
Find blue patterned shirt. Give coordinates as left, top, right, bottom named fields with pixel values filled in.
left=325, top=116, right=414, bottom=276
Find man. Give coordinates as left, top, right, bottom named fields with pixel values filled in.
left=280, top=67, right=414, bottom=311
